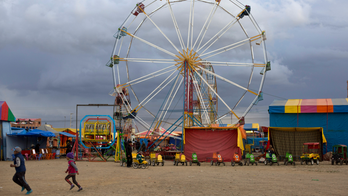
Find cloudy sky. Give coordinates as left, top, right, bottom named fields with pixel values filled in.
left=1, top=0, right=347, bottom=130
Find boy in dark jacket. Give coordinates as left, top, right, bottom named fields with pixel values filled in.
left=10, top=146, right=32, bottom=195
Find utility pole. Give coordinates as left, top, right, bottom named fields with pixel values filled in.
left=347, top=80, right=348, bottom=98
left=64, top=116, right=66, bottom=128
left=70, top=113, right=73, bottom=128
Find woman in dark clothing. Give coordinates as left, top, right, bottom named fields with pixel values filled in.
left=135, top=139, right=141, bottom=151
left=66, top=140, right=72, bottom=154
left=35, top=144, right=40, bottom=154
left=125, top=141, right=133, bottom=167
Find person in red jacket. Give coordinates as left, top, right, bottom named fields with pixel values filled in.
left=65, top=152, right=82, bottom=191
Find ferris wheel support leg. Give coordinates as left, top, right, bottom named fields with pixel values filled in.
left=145, top=69, right=183, bottom=139
left=115, top=130, right=121, bottom=162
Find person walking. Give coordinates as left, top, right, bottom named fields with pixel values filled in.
left=126, top=140, right=133, bottom=167
left=10, top=146, right=32, bottom=195
left=135, top=139, right=140, bottom=151
left=65, top=152, right=83, bottom=191
left=34, top=144, right=40, bottom=154
left=66, top=140, right=72, bottom=154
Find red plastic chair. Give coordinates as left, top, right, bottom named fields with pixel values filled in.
left=45, top=149, right=51, bottom=160
left=51, top=153, right=56, bottom=159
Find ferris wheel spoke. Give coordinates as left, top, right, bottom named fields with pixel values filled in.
left=120, top=58, right=176, bottom=64
left=137, top=5, right=180, bottom=53
left=134, top=116, right=151, bottom=130
left=132, top=68, right=180, bottom=113
left=197, top=18, right=239, bottom=54
left=202, top=61, right=265, bottom=67
left=127, top=68, right=177, bottom=87
left=199, top=33, right=262, bottom=59
left=167, top=0, right=185, bottom=50
left=153, top=73, right=184, bottom=129
left=161, top=77, right=184, bottom=124
left=125, top=64, right=177, bottom=85
left=192, top=2, right=217, bottom=49
left=191, top=73, right=210, bottom=124
left=187, top=0, right=195, bottom=50
left=199, top=66, right=258, bottom=95
left=192, top=66, right=241, bottom=119
left=120, top=29, right=178, bottom=58
left=193, top=1, right=219, bottom=50
left=228, top=0, right=244, bottom=9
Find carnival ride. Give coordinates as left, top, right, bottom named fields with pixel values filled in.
left=75, top=115, right=117, bottom=162
left=106, top=0, right=269, bottom=158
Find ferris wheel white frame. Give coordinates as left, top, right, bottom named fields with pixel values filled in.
left=109, top=0, right=269, bottom=131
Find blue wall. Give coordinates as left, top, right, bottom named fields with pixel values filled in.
left=1, top=121, right=11, bottom=160
left=270, top=113, right=348, bottom=153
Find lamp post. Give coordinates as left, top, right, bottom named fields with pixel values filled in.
left=70, top=113, right=73, bottom=128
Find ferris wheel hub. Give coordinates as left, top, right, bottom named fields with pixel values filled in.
left=175, top=49, right=200, bottom=72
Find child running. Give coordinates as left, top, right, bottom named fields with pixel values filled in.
left=11, top=146, right=32, bottom=195
left=65, top=152, right=83, bottom=191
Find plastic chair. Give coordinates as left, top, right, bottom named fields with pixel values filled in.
left=30, top=149, right=37, bottom=160
left=36, top=154, right=42, bottom=161
left=51, top=153, right=56, bottom=159
left=45, top=149, right=51, bottom=160
left=55, top=150, right=60, bottom=159
left=24, top=153, right=29, bottom=160
left=41, top=149, right=46, bottom=159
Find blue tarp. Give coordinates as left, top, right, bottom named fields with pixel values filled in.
left=8, top=129, right=55, bottom=137
left=59, top=132, right=76, bottom=138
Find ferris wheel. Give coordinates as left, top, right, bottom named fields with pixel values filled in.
left=107, top=0, right=270, bottom=132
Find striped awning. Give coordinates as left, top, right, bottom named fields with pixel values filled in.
left=269, top=98, right=348, bottom=113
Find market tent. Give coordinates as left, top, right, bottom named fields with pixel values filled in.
left=59, top=132, right=76, bottom=138
left=184, top=127, right=244, bottom=162
left=136, top=127, right=180, bottom=139
left=30, top=129, right=56, bottom=137
left=6, top=128, right=54, bottom=160
left=8, top=129, right=55, bottom=137
left=269, top=98, right=348, bottom=152
left=53, top=128, right=78, bottom=134
left=268, top=127, right=326, bottom=161
left=36, top=125, right=60, bottom=136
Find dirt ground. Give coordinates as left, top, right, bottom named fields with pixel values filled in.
left=1, top=158, right=347, bottom=196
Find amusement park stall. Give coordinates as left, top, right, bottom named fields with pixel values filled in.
left=267, top=127, right=326, bottom=161
left=184, top=126, right=245, bottom=162
left=269, top=98, right=348, bottom=153
left=0, top=101, right=16, bottom=160
left=52, top=128, right=77, bottom=155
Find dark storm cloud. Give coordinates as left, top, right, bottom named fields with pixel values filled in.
left=1, top=0, right=347, bottom=128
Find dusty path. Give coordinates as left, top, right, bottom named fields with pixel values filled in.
left=0, top=159, right=347, bottom=196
